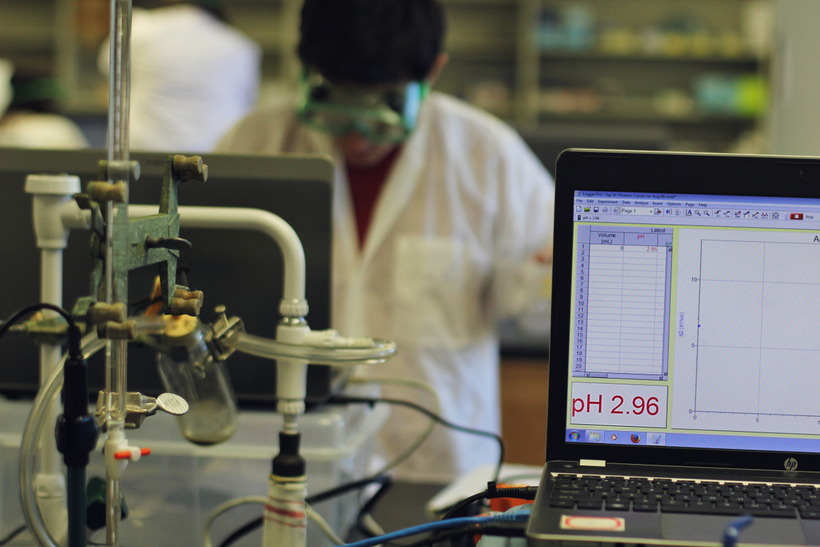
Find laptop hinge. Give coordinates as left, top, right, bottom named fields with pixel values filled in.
left=579, top=459, right=606, bottom=467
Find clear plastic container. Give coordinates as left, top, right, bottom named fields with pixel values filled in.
left=156, top=316, right=239, bottom=445
left=0, top=384, right=388, bottom=547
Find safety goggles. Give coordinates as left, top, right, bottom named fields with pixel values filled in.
left=296, top=73, right=428, bottom=144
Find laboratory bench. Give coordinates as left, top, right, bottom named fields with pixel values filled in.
left=500, top=354, right=549, bottom=467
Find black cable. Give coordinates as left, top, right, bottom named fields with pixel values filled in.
left=0, top=524, right=27, bottom=546
left=217, top=392, right=508, bottom=547
left=390, top=521, right=527, bottom=547
left=216, top=474, right=393, bottom=547
left=216, top=478, right=533, bottom=547
left=0, top=302, right=80, bottom=357
left=329, top=395, right=505, bottom=483
left=1, top=303, right=92, bottom=547
left=217, top=517, right=261, bottom=547
left=67, top=466, right=88, bottom=547
left=440, top=483, right=538, bottom=521
left=439, top=491, right=488, bottom=521
left=356, top=474, right=394, bottom=537
left=0, top=303, right=74, bottom=334
left=431, top=482, right=537, bottom=547
left=307, top=473, right=391, bottom=505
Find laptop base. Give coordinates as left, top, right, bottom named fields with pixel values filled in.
left=528, top=462, right=820, bottom=546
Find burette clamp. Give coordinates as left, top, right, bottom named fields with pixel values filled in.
left=205, top=305, right=245, bottom=369
left=95, top=392, right=189, bottom=431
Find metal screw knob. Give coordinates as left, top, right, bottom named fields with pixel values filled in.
left=173, top=155, right=208, bottom=182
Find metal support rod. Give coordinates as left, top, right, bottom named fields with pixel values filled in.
left=105, top=1, right=133, bottom=545
left=107, top=0, right=131, bottom=167
left=105, top=0, right=131, bottom=423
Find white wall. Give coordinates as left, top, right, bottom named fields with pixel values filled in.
left=769, top=0, right=820, bottom=156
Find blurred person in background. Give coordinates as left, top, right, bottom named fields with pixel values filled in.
left=98, top=0, right=261, bottom=152
left=0, top=60, right=88, bottom=148
left=217, top=0, right=554, bottom=483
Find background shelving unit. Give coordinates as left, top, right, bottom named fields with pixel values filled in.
left=515, top=0, right=772, bottom=163
left=224, top=0, right=302, bottom=95
left=438, top=0, right=520, bottom=118
left=0, top=0, right=774, bottom=159
left=0, top=0, right=54, bottom=67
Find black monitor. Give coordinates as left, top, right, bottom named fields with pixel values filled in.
left=0, top=147, right=336, bottom=406
left=516, top=123, right=673, bottom=178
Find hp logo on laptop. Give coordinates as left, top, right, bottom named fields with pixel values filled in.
left=785, top=458, right=799, bottom=471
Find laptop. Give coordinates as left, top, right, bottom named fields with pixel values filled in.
left=527, top=149, right=820, bottom=546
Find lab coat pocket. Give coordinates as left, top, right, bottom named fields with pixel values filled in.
left=393, top=236, right=484, bottom=349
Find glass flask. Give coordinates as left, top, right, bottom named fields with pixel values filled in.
left=156, top=316, right=239, bottom=445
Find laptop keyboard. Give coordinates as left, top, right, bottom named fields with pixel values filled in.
left=550, top=474, right=820, bottom=519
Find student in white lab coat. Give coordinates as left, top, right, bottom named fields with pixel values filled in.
left=216, top=0, right=554, bottom=483
left=0, top=60, right=88, bottom=149
left=99, top=0, right=261, bottom=152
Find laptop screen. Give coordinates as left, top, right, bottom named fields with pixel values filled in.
left=555, top=152, right=820, bottom=467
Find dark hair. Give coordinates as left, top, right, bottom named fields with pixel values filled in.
left=297, top=0, right=446, bottom=85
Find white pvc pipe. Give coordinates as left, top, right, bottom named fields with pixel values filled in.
left=26, top=174, right=84, bottom=547
left=30, top=192, right=87, bottom=480
left=40, top=249, right=63, bottom=477
left=129, top=205, right=307, bottom=304
left=37, top=249, right=69, bottom=546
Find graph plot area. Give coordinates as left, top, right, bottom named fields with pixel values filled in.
left=674, top=231, right=820, bottom=435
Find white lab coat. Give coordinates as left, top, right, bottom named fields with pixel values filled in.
left=216, top=92, right=554, bottom=482
left=0, top=59, right=88, bottom=149
left=0, top=113, right=88, bottom=149
left=99, top=5, right=261, bottom=152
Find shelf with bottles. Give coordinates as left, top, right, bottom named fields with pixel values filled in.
left=441, top=0, right=517, bottom=6
left=226, top=0, right=301, bottom=83
left=537, top=110, right=761, bottom=126
left=0, top=1, right=55, bottom=88
left=534, top=73, right=768, bottom=125
left=446, top=34, right=516, bottom=61
left=444, top=0, right=518, bottom=59
left=437, top=0, right=520, bottom=118
left=532, top=0, right=775, bottom=61
left=0, top=32, right=53, bottom=54
left=533, top=20, right=764, bottom=62
left=518, top=0, right=776, bottom=125
left=537, top=51, right=765, bottom=65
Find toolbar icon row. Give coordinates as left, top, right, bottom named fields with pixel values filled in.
left=575, top=205, right=808, bottom=220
